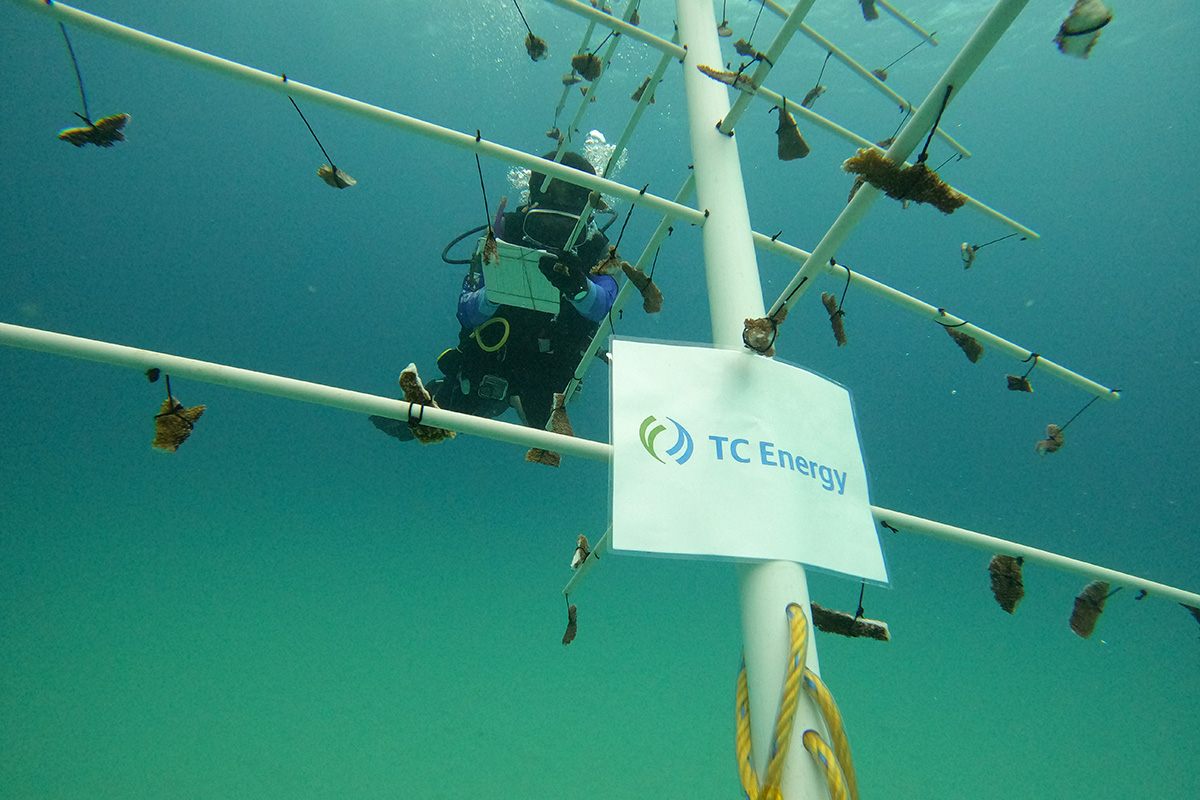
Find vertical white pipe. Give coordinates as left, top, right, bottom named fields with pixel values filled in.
left=674, top=2, right=826, bottom=797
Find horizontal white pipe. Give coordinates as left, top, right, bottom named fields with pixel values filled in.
left=876, top=0, right=940, bottom=45
left=558, top=508, right=1200, bottom=609
left=873, top=506, right=1200, bottom=607
left=0, top=322, right=614, bottom=462
left=750, top=231, right=1117, bottom=399
left=562, top=525, right=612, bottom=597
left=11, top=0, right=705, bottom=227
left=544, top=0, right=688, bottom=61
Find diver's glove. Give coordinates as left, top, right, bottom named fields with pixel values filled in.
left=538, top=252, right=589, bottom=301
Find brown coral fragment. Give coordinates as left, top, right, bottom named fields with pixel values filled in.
left=821, top=292, right=847, bottom=346
left=1006, top=374, right=1033, bottom=393
left=591, top=245, right=623, bottom=276
left=318, top=164, right=356, bottom=188
left=733, top=38, right=766, bottom=62
left=1036, top=423, right=1064, bottom=455
left=483, top=229, right=499, bottom=264
left=525, top=447, right=560, bottom=467
left=988, top=554, right=1025, bottom=614
left=1069, top=580, right=1110, bottom=639
left=743, top=305, right=788, bottom=357
left=152, top=397, right=205, bottom=452
left=621, top=262, right=663, bottom=313
left=842, top=148, right=965, bottom=214
left=571, top=52, right=602, bottom=81
left=526, top=393, right=574, bottom=467
left=773, top=104, right=810, bottom=160
left=945, top=326, right=983, bottom=363
left=801, top=85, right=825, bottom=108
left=1182, top=604, right=1200, bottom=634
left=398, top=364, right=455, bottom=445
left=58, top=113, right=129, bottom=147
left=562, top=603, right=578, bottom=645
left=810, top=603, right=890, bottom=642
left=697, top=64, right=756, bottom=92
left=859, top=0, right=880, bottom=21
left=631, top=76, right=656, bottom=104
left=525, top=32, right=548, bottom=62
left=570, top=533, right=590, bottom=569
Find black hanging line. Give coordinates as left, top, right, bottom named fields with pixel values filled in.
left=473, top=132, right=493, bottom=231
left=878, top=36, right=931, bottom=74
left=836, top=261, right=852, bottom=311
left=893, top=86, right=954, bottom=203
left=917, top=84, right=954, bottom=164
left=1058, top=392, right=1116, bottom=433
left=612, top=188, right=642, bottom=249
left=815, top=51, right=832, bottom=86
left=854, top=583, right=867, bottom=621
left=932, top=308, right=969, bottom=328
left=933, top=152, right=962, bottom=172
left=748, top=0, right=767, bottom=41
left=647, top=246, right=661, bottom=280
left=154, top=375, right=191, bottom=426
left=774, top=275, right=809, bottom=316
left=589, top=29, right=616, bottom=56
left=59, top=23, right=92, bottom=124
left=289, top=96, right=337, bottom=170
left=1018, top=352, right=1040, bottom=380
left=888, top=106, right=912, bottom=143
left=511, top=0, right=534, bottom=36
left=975, top=232, right=1022, bottom=251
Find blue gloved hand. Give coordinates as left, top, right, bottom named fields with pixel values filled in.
left=538, top=251, right=588, bottom=300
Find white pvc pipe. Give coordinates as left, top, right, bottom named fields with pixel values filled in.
left=749, top=233, right=1120, bottom=399
left=9, top=0, right=705, bottom=227
left=873, top=506, right=1200, bottom=607
left=769, top=0, right=1033, bottom=319
left=544, top=0, right=688, bottom=61
left=562, top=525, right=612, bottom=598
left=676, top=2, right=827, bottom=798
left=876, top=0, right=940, bottom=45
left=0, top=322, right=613, bottom=462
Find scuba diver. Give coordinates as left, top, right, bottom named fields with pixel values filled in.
left=371, top=151, right=619, bottom=441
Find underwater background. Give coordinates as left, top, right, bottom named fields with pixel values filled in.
left=1, top=0, right=1197, bottom=797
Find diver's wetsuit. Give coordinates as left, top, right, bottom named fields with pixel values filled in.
left=434, top=206, right=618, bottom=430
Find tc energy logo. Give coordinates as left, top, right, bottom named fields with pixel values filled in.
left=636, top=414, right=851, bottom=494
left=638, top=415, right=694, bottom=465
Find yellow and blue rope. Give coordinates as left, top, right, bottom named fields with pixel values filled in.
left=735, top=602, right=859, bottom=800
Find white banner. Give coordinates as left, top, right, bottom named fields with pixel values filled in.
left=610, top=338, right=887, bottom=582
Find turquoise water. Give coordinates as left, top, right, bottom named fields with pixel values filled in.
left=2, top=0, right=1198, bottom=797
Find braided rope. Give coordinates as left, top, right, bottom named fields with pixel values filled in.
left=735, top=657, right=760, bottom=800
left=802, top=670, right=858, bottom=800
left=801, top=730, right=850, bottom=800
left=734, top=603, right=856, bottom=800
left=762, top=603, right=808, bottom=792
